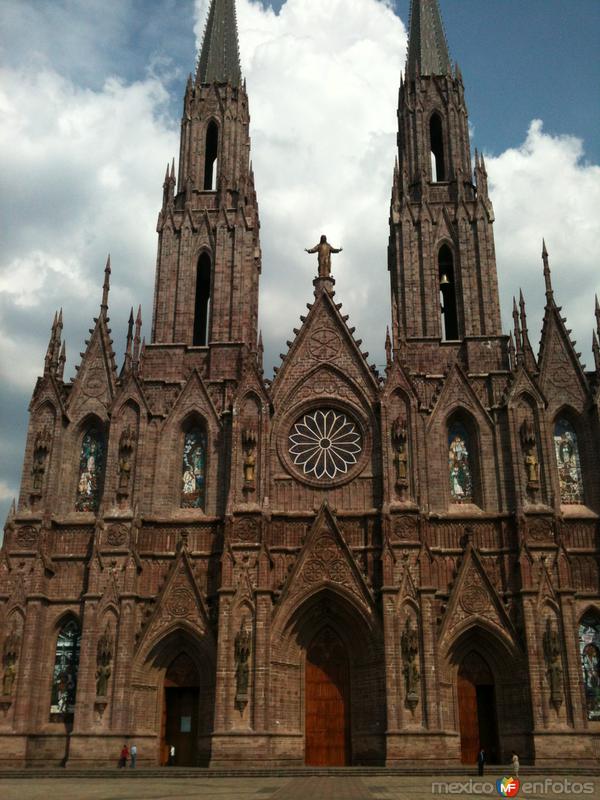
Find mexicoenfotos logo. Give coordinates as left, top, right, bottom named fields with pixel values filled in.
left=496, top=776, right=520, bottom=797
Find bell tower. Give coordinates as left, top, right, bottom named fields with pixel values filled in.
left=389, top=0, right=507, bottom=373
left=151, top=0, right=261, bottom=379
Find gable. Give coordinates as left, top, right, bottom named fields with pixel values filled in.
left=270, top=285, right=380, bottom=406
left=274, top=503, right=374, bottom=618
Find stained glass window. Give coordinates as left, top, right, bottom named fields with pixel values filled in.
left=75, top=428, right=105, bottom=512
left=554, top=418, right=584, bottom=504
left=181, top=427, right=206, bottom=508
left=579, top=614, right=600, bottom=720
left=448, top=422, right=473, bottom=502
left=50, top=620, right=81, bottom=715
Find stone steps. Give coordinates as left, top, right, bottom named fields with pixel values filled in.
left=2, top=766, right=600, bottom=779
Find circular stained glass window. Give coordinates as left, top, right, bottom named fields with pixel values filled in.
left=288, top=408, right=362, bottom=481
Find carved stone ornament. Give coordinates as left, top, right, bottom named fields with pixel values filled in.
left=105, top=524, right=127, bottom=547
left=391, top=415, right=409, bottom=493
left=166, top=587, right=195, bottom=618
left=241, top=427, right=257, bottom=492
left=460, top=581, right=490, bottom=615
left=117, top=426, right=136, bottom=496
left=400, top=617, right=420, bottom=711
left=295, top=531, right=358, bottom=600
left=234, top=618, right=252, bottom=712
left=520, top=418, right=540, bottom=490
left=392, top=516, right=419, bottom=541
left=2, top=622, right=21, bottom=697
left=83, top=364, right=106, bottom=398
left=542, top=618, right=563, bottom=711
left=15, top=526, right=38, bottom=549
left=308, top=327, right=341, bottom=360
left=234, top=516, right=260, bottom=543
left=31, top=427, right=52, bottom=492
left=528, top=518, right=553, bottom=543
left=95, top=625, right=113, bottom=697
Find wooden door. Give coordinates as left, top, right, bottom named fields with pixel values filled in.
left=305, top=627, right=350, bottom=766
left=458, top=670, right=479, bottom=764
left=457, top=651, right=499, bottom=765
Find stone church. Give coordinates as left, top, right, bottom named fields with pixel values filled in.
left=1, top=0, right=599, bottom=769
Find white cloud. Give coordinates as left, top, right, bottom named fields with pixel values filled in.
left=488, top=120, right=600, bottom=366
left=0, top=0, right=599, bottom=527
left=0, top=481, right=16, bottom=504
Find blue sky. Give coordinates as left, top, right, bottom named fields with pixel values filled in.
left=0, top=0, right=599, bottom=528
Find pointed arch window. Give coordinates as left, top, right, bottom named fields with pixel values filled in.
left=430, top=113, right=446, bottom=182
left=75, top=427, right=105, bottom=512
left=448, top=420, right=474, bottom=503
left=579, top=613, right=600, bottom=720
left=204, top=121, right=219, bottom=191
left=50, top=620, right=81, bottom=715
left=439, top=245, right=459, bottom=340
left=181, top=425, right=206, bottom=508
left=554, top=417, right=584, bottom=504
left=193, top=253, right=211, bottom=346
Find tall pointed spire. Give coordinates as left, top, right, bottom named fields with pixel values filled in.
left=101, top=254, right=111, bottom=315
left=122, top=307, right=134, bottom=377
left=542, top=239, right=553, bottom=303
left=133, top=305, right=142, bottom=369
left=406, top=0, right=451, bottom=77
left=196, top=0, right=242, bottom=87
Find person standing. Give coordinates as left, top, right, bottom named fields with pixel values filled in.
left=168, top=744, right=175, bottom=766
left=130, top=743, right=137, bottom=768
left=477, top=748, right=485, bottom=776
left=118, top=743, right=129, bottom=768
left=511, top=751, right=520, bottom=778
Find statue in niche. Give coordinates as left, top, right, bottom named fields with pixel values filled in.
left=2, top=622, right=21, bottom=696
left=305, top=235, right=343, bottom=279
left=117, top=426, right=135, bottom=495
left=31, top=427, right=52, bottom=492
left=241, top=427, right=257, bottom=491
left=234, top=618, right=252, bottom=711
left=520, top=418, right=540, bottom=488
left=400, top=617, right=420, bottom=710
left=543, top=618, right=563, bottom=711
left=391, top=416, right=409, bottom=492
left=95, top=625, right=113, bottom=697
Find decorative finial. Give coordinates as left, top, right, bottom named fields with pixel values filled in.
left=101, top=254, right=111, bottom=315
left=385, top=326, right=392, bottom=369
left=542, top=239, right=553, bottom=301
left=133, top=305, right=142, bottom=368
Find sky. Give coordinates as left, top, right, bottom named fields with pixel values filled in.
left=0, top=0, right=599, bottom=527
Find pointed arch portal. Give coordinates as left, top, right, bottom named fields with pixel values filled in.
left=457, top=651, right=499, bottom=764
left=305, top=626, right=350, bottom=766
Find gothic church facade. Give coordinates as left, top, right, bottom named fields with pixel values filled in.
left=1, top=0, right=599, bottom=768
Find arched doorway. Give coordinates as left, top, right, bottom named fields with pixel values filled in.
left=457, top=651, right=499, bottom=764
left=161, top=653, right=200, bottom=766
left=305, top=626, right=350, bottom=766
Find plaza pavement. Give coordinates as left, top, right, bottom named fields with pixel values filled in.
left=0, top=773, right=599, bottom=800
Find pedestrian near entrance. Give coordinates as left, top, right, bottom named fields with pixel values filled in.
left=168, top=744, right=175, bottom=766
left=118, top=744, right=129, bottom=768
left=130, top=743, right=137, bottom=768
left=511, top=751, right=519, bottom=777
left=477, top=748, right=485, bottom=776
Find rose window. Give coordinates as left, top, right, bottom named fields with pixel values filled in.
left=288, top=409, right=362, bottom=480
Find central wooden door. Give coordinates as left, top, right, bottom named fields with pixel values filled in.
left=305, top=627, right=350, bottom=766
left=457, top=651, right=499, bottom=765
left=161, top=653, right=200, bottom=766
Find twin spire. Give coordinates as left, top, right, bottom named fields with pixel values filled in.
left=406, top=0, right=452, bottom=77
left=196, top=0, right=242, bottom=87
